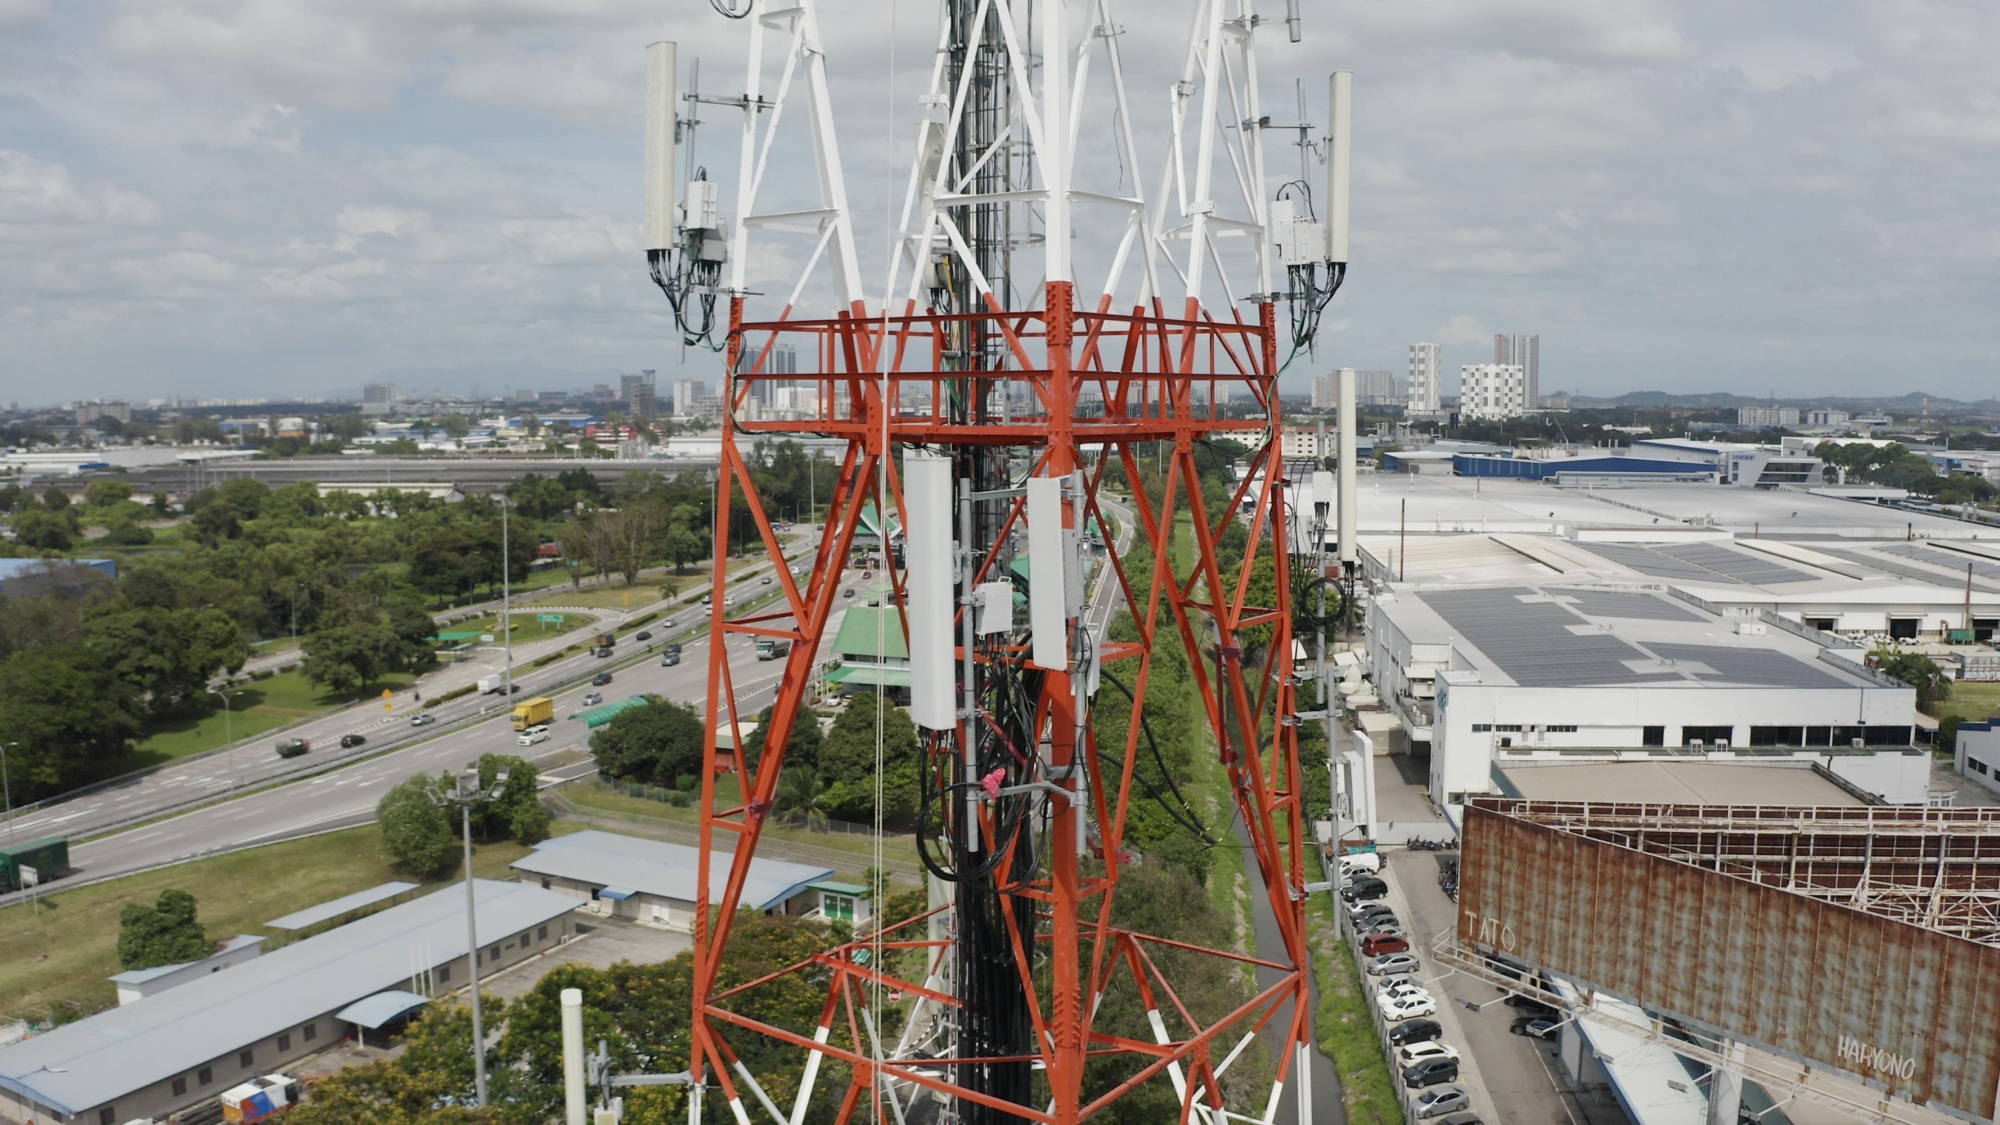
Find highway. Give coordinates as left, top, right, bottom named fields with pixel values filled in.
left=2, top=499, right=1137, bottom=901
left=3, top=555, right=867, bottom=900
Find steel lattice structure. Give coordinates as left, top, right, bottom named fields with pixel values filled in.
left=645, top=1, right=1349, bottom=1120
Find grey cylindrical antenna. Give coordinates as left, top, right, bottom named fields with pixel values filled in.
left=1285, top=0, right=1302, bottom=42
left=1326, top=70, right=1352, bottom=264
left=644, top=41, right=679, bottom=253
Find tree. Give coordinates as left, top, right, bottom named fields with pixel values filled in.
left=379, top=775, right=458, bottom=879
left=589, top=697, right=705, bottom=787
left=117, top=889, right=211, bottom=970
left=1871, top=649, right=1952, bottom=709
left=86, top=606, right=247, bottom=717
left=10, top=508, right=74, bottom=551
left=816, top=698, right=922, bottom=827
left=662, top=524, right=705, bottom=572
left=0, top=648, right=139, bottom=799
left=464, top=754, right=551, bottom=845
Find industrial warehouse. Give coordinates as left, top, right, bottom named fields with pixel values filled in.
left=0, top=881, right=575, bottom=1125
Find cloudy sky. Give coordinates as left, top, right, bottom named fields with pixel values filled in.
left=3, top=0, right=1997, bottom=405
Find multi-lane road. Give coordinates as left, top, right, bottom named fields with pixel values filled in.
left=2, top=501, right=1137, bottom=903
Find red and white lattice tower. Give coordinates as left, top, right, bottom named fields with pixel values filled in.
left=643, top=1, right=1352, bottom=1120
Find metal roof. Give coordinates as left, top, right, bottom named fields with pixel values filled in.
left=510, top=829, right=832, bottom=912
left=0, top=880, right=574, bottom=1115
left=333, top=990, right=430, bottom=1030
left=826, top=664, right=913, bottom=689
left=1495, top=761, right=1864, bottom=806
left=1550, top=588, right=1702, bottom=622
left=1415, top=588, right=1676, bottom=688
left=1644, top=642, right=1850, bottom=689
left=1571, top=541, right=1728, bottom=583
left=831, top=606, right=909, bottom=660
left=1823, top=547, right=2000, bottom=593
left=263, top=881, right=418, bottom=931
left=569, top=695, right=654, bottom=728
left=1655, top=542, right=1815, bottom=585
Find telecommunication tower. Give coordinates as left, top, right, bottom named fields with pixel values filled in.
left=643, top=0, right=1354, bottom=1120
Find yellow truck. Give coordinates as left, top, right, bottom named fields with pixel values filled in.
left=511, top=696, right=555, bottom=731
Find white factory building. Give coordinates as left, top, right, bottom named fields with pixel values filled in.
left=1365, top=583, right=1924, bottom=815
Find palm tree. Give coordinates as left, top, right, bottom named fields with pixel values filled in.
left=774, top=765, right=830, bottom=832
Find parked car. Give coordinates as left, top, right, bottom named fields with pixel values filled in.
left=1359, top=920, right=1405, bottom=939
left=518, top=726, right=550, bottom=746
left=1505, top=995, right=1559, bottom=1019
left=1375, top=987, right=1431, bottom=1013
left=1395, top=1041, right=1460, bottom=1068
left=1412, top=1087, right=1471, bottom=1119
left=592, top=672, right=614, bottom=686
left=1402, top=1057, right=1460, bottom=1089
left=339, top=734, right=366, bottom=748
left=1336, top=851, right=1382, bottom=876
left=1340, top=877, right=1387, bottom=903
left=1387, top=1018, right=1442, bottom=1047
left=1360, top=933, right=1410, bottom=957
left=1434, top=1114, right=1484, bottom=1125
left=1366, top=953, right=1421, bottom=976
left=410, top=713, right=436, bottom=727
left=581, top=692, right=603, bottom=707
left=1348, top=901, right=1396, bottom=923
left=1378, top=993, right=1437, bottom=1021
left=635, top=631, right=652, bottom=641
left=1511, top=1016, right=1561, bottom=1039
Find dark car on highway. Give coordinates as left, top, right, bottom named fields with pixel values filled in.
left=635, top=631, right=652, bottom=641
left=1387, top=1018, right=1441, bottom=1047
left=275, top=738, right=310, bottom=758
left=1402, top=1057, right=1459, bottom=1089
left=592, top=671, right=614, bottom=686
left=339, top=734, right=366, bottom=748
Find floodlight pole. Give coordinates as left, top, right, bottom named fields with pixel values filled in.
left=1, top=741, right=15, bottom=844
left=432, top=763, right=510, bottom=1106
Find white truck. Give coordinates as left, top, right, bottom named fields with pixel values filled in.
left=220, top=1074, right=304, bottom=1123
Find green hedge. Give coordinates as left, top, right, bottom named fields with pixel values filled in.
left=1309, top=894, right=1401, bottom=1124
left=425, top=684, right=477, bottom=710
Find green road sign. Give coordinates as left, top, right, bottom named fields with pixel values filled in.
left=537, top=614, right=565, bottom=623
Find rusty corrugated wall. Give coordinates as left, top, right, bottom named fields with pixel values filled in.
left=1459, top=802, right=2000, bottom=1119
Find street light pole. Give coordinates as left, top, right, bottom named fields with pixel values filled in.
left=500, top=495, right=514, bottom=695
left=1, top=742, right=16, bottom=845
left=431, top=762, right=511, bottom=1107
left=207, top=688, right=239, bottom=789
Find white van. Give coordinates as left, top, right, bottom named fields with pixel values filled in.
left=1337, top=852, right=1382, bottom=877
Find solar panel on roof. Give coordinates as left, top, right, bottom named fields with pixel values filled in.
left=1824, top=548, right=2000, bottom=593
left=1643, top=643, right=1851, bottom=689
left=1572, top=542, right=1731, bottom=583
left=1417, top=588, right=1678, bottom=688
left=1882, top=544, right=2000, bottom=587
left=1554, top=588, right=1703, bottom=622
left=1656, top=542, right=1816, bottom=585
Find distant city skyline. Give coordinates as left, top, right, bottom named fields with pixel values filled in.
left=4, top=4, right=1998, bottom=402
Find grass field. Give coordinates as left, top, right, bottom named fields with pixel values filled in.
left=1937, top=680, right=2000, bottom=726
left=112, top=669, right=418, bottom=775
left=0, top=823, right=565, bottom=1023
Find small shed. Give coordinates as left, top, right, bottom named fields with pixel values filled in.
left=335, top=990, right=432, bottom=1049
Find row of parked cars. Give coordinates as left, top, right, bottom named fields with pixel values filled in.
left=1336, top=859, right=1481, bottom=1124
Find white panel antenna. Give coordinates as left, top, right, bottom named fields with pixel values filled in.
left=904, top=452, right=957, bottom=730
left=1326, top=71, right=1353, bottom=265
left=643, top=42, right=678, bottom=253
left=1027, top=478, right=1069, bottom=670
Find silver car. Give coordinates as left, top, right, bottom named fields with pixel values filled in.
left=1413, top=1086, right=1470, bottom=1119
left=1367, top=952, right=1421, bottom=976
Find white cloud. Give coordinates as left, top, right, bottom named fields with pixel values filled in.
left=0, top=150, right=159, bottom=238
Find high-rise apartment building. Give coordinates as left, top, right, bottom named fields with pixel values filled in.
left=672, top=379, right=705, bottom=417
left=1461, top=364, right=1528, bottom=420
left=1494, top=334, right=1540, bottom=408
left=361, top=383, right=396, bottom=417
left=1355, top=370, right=1401, bottom=404
left=1737, top=407, right=1800, bottom=428
left=1310, top=372, right=1337, bottom=410
left=1407, top=343, right=1441, bottom=415
left=621, top=371, right=658, bottom=421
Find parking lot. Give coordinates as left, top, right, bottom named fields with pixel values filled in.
left=1368, top=844, right=1628, bottom=1124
